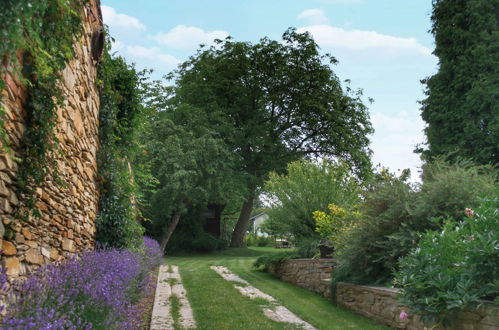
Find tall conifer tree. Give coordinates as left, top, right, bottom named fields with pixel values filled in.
left=420, top=0, right=499, bottom=164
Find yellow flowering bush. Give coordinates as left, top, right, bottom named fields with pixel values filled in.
left=313, top=204, right=361, bottom=247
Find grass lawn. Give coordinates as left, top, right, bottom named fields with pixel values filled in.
left=166, top=247, right=390, bottom=330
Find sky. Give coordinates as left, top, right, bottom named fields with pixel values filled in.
left=101, top=0, right=439, bottom=181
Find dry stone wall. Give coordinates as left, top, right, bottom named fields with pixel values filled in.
left=336, top=282, right=499, bottom=330
left=0, top=1, right=102, bottom=278
left=268, top=258, right=334, bottom=299
left=268, top=259, right=499, bottom=330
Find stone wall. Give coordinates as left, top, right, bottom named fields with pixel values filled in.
left=267, top=258, right=499, bottom=330
left=336, top=282, right=499, bottom=330
left=268, top=258, right=335, bottom=299
left=0, top=1, right=103, bottom=278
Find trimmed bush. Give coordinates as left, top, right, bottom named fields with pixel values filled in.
left=395, top=189, right=499, bottom=327
left=0, top=237, right=162, bottom=329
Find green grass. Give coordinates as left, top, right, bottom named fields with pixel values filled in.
left=166, top=247, right=389, bottom=330
left=169, top=294, right=182, bottom=330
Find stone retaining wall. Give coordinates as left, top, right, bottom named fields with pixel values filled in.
left=268, top=259, right=499, bottom=330
left=268, top=258, right=334, bottom=299
left=0, top=1, right=103, bottom=278
left=336, top=282, right=499, bottom=330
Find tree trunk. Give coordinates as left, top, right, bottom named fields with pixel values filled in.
left=159, top=211, right=181, bottom=253
left=230, top=187, right=256, bottom=247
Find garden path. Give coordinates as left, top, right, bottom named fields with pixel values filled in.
left=150, top=264, right=196, bottom=329
left=162, top=247, right=389, bottom=330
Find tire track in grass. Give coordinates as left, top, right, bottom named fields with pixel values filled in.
left=210, top=266, right=317, bottom=330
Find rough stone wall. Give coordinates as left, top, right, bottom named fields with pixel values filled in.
left=336, top=282, right=499, bottom=330
left=268, top=259, right=499, bottom=330
left=268, top=258, right=334, bottom=299
left=0, top=1, right=102, bottom=278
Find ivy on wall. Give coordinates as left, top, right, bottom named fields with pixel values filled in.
left=95, top=39, right=147, bottom=249
left=0, top=0, right=86, bottom=217
left=0, top=1, right=147, bottom=248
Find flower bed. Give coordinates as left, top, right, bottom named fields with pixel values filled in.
left=0, top=237, right=162, bottom=329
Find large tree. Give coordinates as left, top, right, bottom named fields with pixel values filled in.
left=170, top=28, right=373, bottom=247
left=419, top=0, right=499, bottom=164
left=141, top=101, right=239, bottom=252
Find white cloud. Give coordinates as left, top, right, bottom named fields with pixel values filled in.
left=125, top=45, right=181, bottom=67
left=155, top=25, right=229, bottom=51
left=297, top=25, right=431, bottom=56
left=101, top=6, right=146, bottom=31
left=297, top=9, right=328, bottom=25
left=371, top=111, right=424, bottom=133
left=370, top=111, right=425, bottom=182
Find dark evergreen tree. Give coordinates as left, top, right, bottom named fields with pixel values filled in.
left=419, top=0, right=499, bottom=165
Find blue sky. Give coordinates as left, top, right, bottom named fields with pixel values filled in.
left=101, top=0, right=438, bottom=180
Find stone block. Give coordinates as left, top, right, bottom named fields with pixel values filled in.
left=21, top=227, right=33, bottom=240
left=3, top=256, right=20, bottom=276
left=50, top=248, right=60, bottom=260
left=41, top=247, right=50, bottom=258
left=25, top=248, right=43, bottom=264
left=62, top=238, right=75, bottom=252
left=2, top=240, right=17, bottom=255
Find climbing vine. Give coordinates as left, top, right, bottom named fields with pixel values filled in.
left=0, top=0, right=86, bottom=217
left=95, top=37, right=149, bottom=249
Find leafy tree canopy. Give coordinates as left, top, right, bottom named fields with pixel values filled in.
left=169, top=28, right=374, bottom=246
left=140, top=97, right=243, bottom=251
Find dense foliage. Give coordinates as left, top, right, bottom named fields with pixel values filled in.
left=313, top=204, right=361, bottom=249
left=396, top=190, right=499, bottom=327
left=0, top=237, right=162, bottom=329
left=139, top=98, right=241, bottom=251
left=0, top=0, right=85, bottom=216
left=419, top=0, right=499, bottom=165
left=331, top=159, right=497, bottom=288
left=170, top=28, right=373, bottom=247
left=263, top=160, right=361, bottom=243
left=95, top=45, right=148, bottom=249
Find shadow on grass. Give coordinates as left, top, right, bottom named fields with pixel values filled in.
left=167, top=246, right=293, bottom=259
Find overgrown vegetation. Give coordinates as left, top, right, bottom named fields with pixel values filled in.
left=95, top=43, right=149, bottom=249
left=331, top=159, right=497, bottom=287
left=396, top=189, right=499, bottom=327
left=0, top=0, right=86, bottom=217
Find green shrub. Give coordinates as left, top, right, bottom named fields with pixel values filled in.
left=332, top=159, right=497, bottom=288
left=395, top=189, right=499, bottom=327
left=246, top=235, right=274, bottom=247
left=253, top=251, right=299, bottom=271
left=296, top=238, right=320, bottom=258
left=192, top=233, right=224, bottom=253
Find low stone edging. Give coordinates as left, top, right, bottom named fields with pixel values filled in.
left=267, top=258, right=499, bottom=330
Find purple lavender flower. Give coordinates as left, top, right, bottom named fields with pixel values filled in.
left=1, top=237, right=162, bottom=329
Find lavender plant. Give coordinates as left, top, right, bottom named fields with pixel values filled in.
left=1, top=237, right=162, bottom=329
